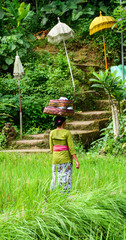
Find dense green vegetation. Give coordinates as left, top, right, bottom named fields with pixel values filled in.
left=0, top=0, right=126, bottom=145
left=0, top=0, right=123, bottom=70
left=0, top=50, right=82, bottom=132
left=0, top=151, right=126, bottom=239
left=0, top=1, right=126, bottom=238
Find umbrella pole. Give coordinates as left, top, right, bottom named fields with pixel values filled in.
left=103, top=35, right=108, bottom=69
left=121, top=31, right=124, bottom=81
left=120, top=0, right=124, bottom=81
left=63, top=40, right=75, bottom=94
left=18, top=79, right=22, bottom=139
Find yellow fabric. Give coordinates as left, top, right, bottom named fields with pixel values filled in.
left=89, top=12, right=117, bottom=35
left=50, top=129, right=76, bottom=164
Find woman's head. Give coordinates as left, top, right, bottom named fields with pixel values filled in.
left=54, top=116, right=66, bottom=127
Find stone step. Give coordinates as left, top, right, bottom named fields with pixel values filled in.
left=74, top=91, right=100, bottom=111
left=71, top=129, right=99, bottom=146
left=23, top=133, right=50, bottom=140
left=8, top=138, right=49, bottom=149
left=94, top=100, right=111, bottom=111
left=73, top=111, right=111, bottom=121
left=0, top=149, right=50, bottom=153
left=94, top=100, right=120, bottom=111
left=66, top=118, right=109, bottom=131
left=23, top=133, right=45, bottom=140
left=95, top=118, right=110, bottom=130
left=73, top=63, right=100, bottom=71
left=66, top=120, right=99, bottom=130
left=7, top=129, right=100, bottom=150
left=75, top=92, right=110, bottom=111
left=6, top=110, right=111, bottom=150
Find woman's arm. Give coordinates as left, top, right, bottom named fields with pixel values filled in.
left=49, top=132, right=53, bottom=153
left=67, top=131, right=80, bottom=169
left=72, top=154, right=80, bottom=169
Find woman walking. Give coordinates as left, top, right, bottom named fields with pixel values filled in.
left=50, top=116, right=80, bottom=192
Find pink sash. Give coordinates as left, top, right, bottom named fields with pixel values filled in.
left=53, top=145, right=69, bottom=152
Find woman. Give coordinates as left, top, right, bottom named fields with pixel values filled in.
left=50, top=116, right=80, bottom=192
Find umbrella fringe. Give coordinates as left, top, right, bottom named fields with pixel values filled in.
left=90, top=22, right=117, bottom=35
left=48, top=32, right=74, bottom=44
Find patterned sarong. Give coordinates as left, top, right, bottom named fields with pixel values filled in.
left=50, top=162, right=73, bottom=193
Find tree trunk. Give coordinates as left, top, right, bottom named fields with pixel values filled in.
left=111, top=103, right=119, bottom=139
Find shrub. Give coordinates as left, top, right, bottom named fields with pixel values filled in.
left=90, top=112, right=126, bottom=155
left=0, top=132, right=7, bottom=149
left=0, top=50, right=81, bottom=132
left=0, top=0, right=35, bottom=71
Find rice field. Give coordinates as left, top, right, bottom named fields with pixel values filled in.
left=0, top=152, right=126, bottom=240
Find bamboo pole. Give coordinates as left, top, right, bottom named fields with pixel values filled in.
left=63, top=40, right=75, bottom=94
left=120, top=0, right=124, bottom=81
left=18, top=79, right=22, bottom=139
left=111, top=103, right=119, bottom=139
left=115, top=104, right=119, bottom=138
left=103, top=34, right=108, bottom=70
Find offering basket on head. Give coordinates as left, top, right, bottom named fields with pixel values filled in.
left=43, top=98, right=74, bottom=116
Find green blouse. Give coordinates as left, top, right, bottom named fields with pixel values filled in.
left=50, top=129, right=76, bottom=164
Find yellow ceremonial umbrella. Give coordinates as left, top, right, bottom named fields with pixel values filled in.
left=89, top=11, right=117, bottom=69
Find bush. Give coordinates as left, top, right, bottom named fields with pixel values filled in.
left=0, top=31, right=34, bottom=71
left=0, top=132, right=7, bottom=149
left=0, top=50, right=81, bottom=132
left=90, top=112, right=126, bottom=155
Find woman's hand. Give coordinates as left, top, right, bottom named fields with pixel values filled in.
left=72, top=154, right=80, bottom=169
left=76, top=161, right=80, bottom=169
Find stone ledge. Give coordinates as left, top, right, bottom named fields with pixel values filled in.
left=0, top=149, right=50, bottom=153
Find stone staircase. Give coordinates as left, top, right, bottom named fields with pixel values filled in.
left=1, top=98, right=111, bottom=153
left=66, top=110, right=110, bottom=148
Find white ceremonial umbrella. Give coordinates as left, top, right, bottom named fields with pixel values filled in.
left=47, top=17, right=75, bottom=93
left=13, top=51, right=24, bottom=139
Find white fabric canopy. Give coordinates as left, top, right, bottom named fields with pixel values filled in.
left=48, top=18, right=74, bottom=44
left=13, top=52, right=24, bottom=78
left=47, top=18, right=75, bottom=93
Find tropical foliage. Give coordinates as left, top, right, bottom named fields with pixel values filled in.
left=0, top=0, right=35, bottom=70
left=0, top=50, right=82, bottom=132
left=114, top=0, right=126, bottom=33
left=89, top=69, right=126, bottom=152
left=0, top=0, right=125, bottom=141
left=0, top=1, right=126, bottom=238
left=90, top=69, right=126, bottom=108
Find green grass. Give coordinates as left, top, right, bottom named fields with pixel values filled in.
left=0, top=152, right=126, bottom=239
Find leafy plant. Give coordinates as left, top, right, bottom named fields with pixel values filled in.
left=2, top=0, right=34, bottom=27
left=0, top=97, right=15, bottom=129
left=114, top=1, right=126, bottom=33
left=40, top=0, right=100, bottom=28
left=0, top=0, right=35, bottom=70
left=0, top=31, right=34, bottom=70
left=91, top=112, right=126, bottom=155
left=90, top=69, right=126, bottom=140
left=90, top=69, right=126, bottom=109
left=0, top=49, right=81, bottom=132
left=0, top=132, right=7, bottom=149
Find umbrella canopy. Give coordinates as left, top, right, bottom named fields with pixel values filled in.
left=13, top=52, right=24, bottom=79
left=89, top=11, right=117, bottom=69
left=13, top=52, right=24, bottom=139
left=89, top=11, right=117, bottom=35
left=48, top=17, right=74, bottom=44
left=47, top=18, right=75, bottom=93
